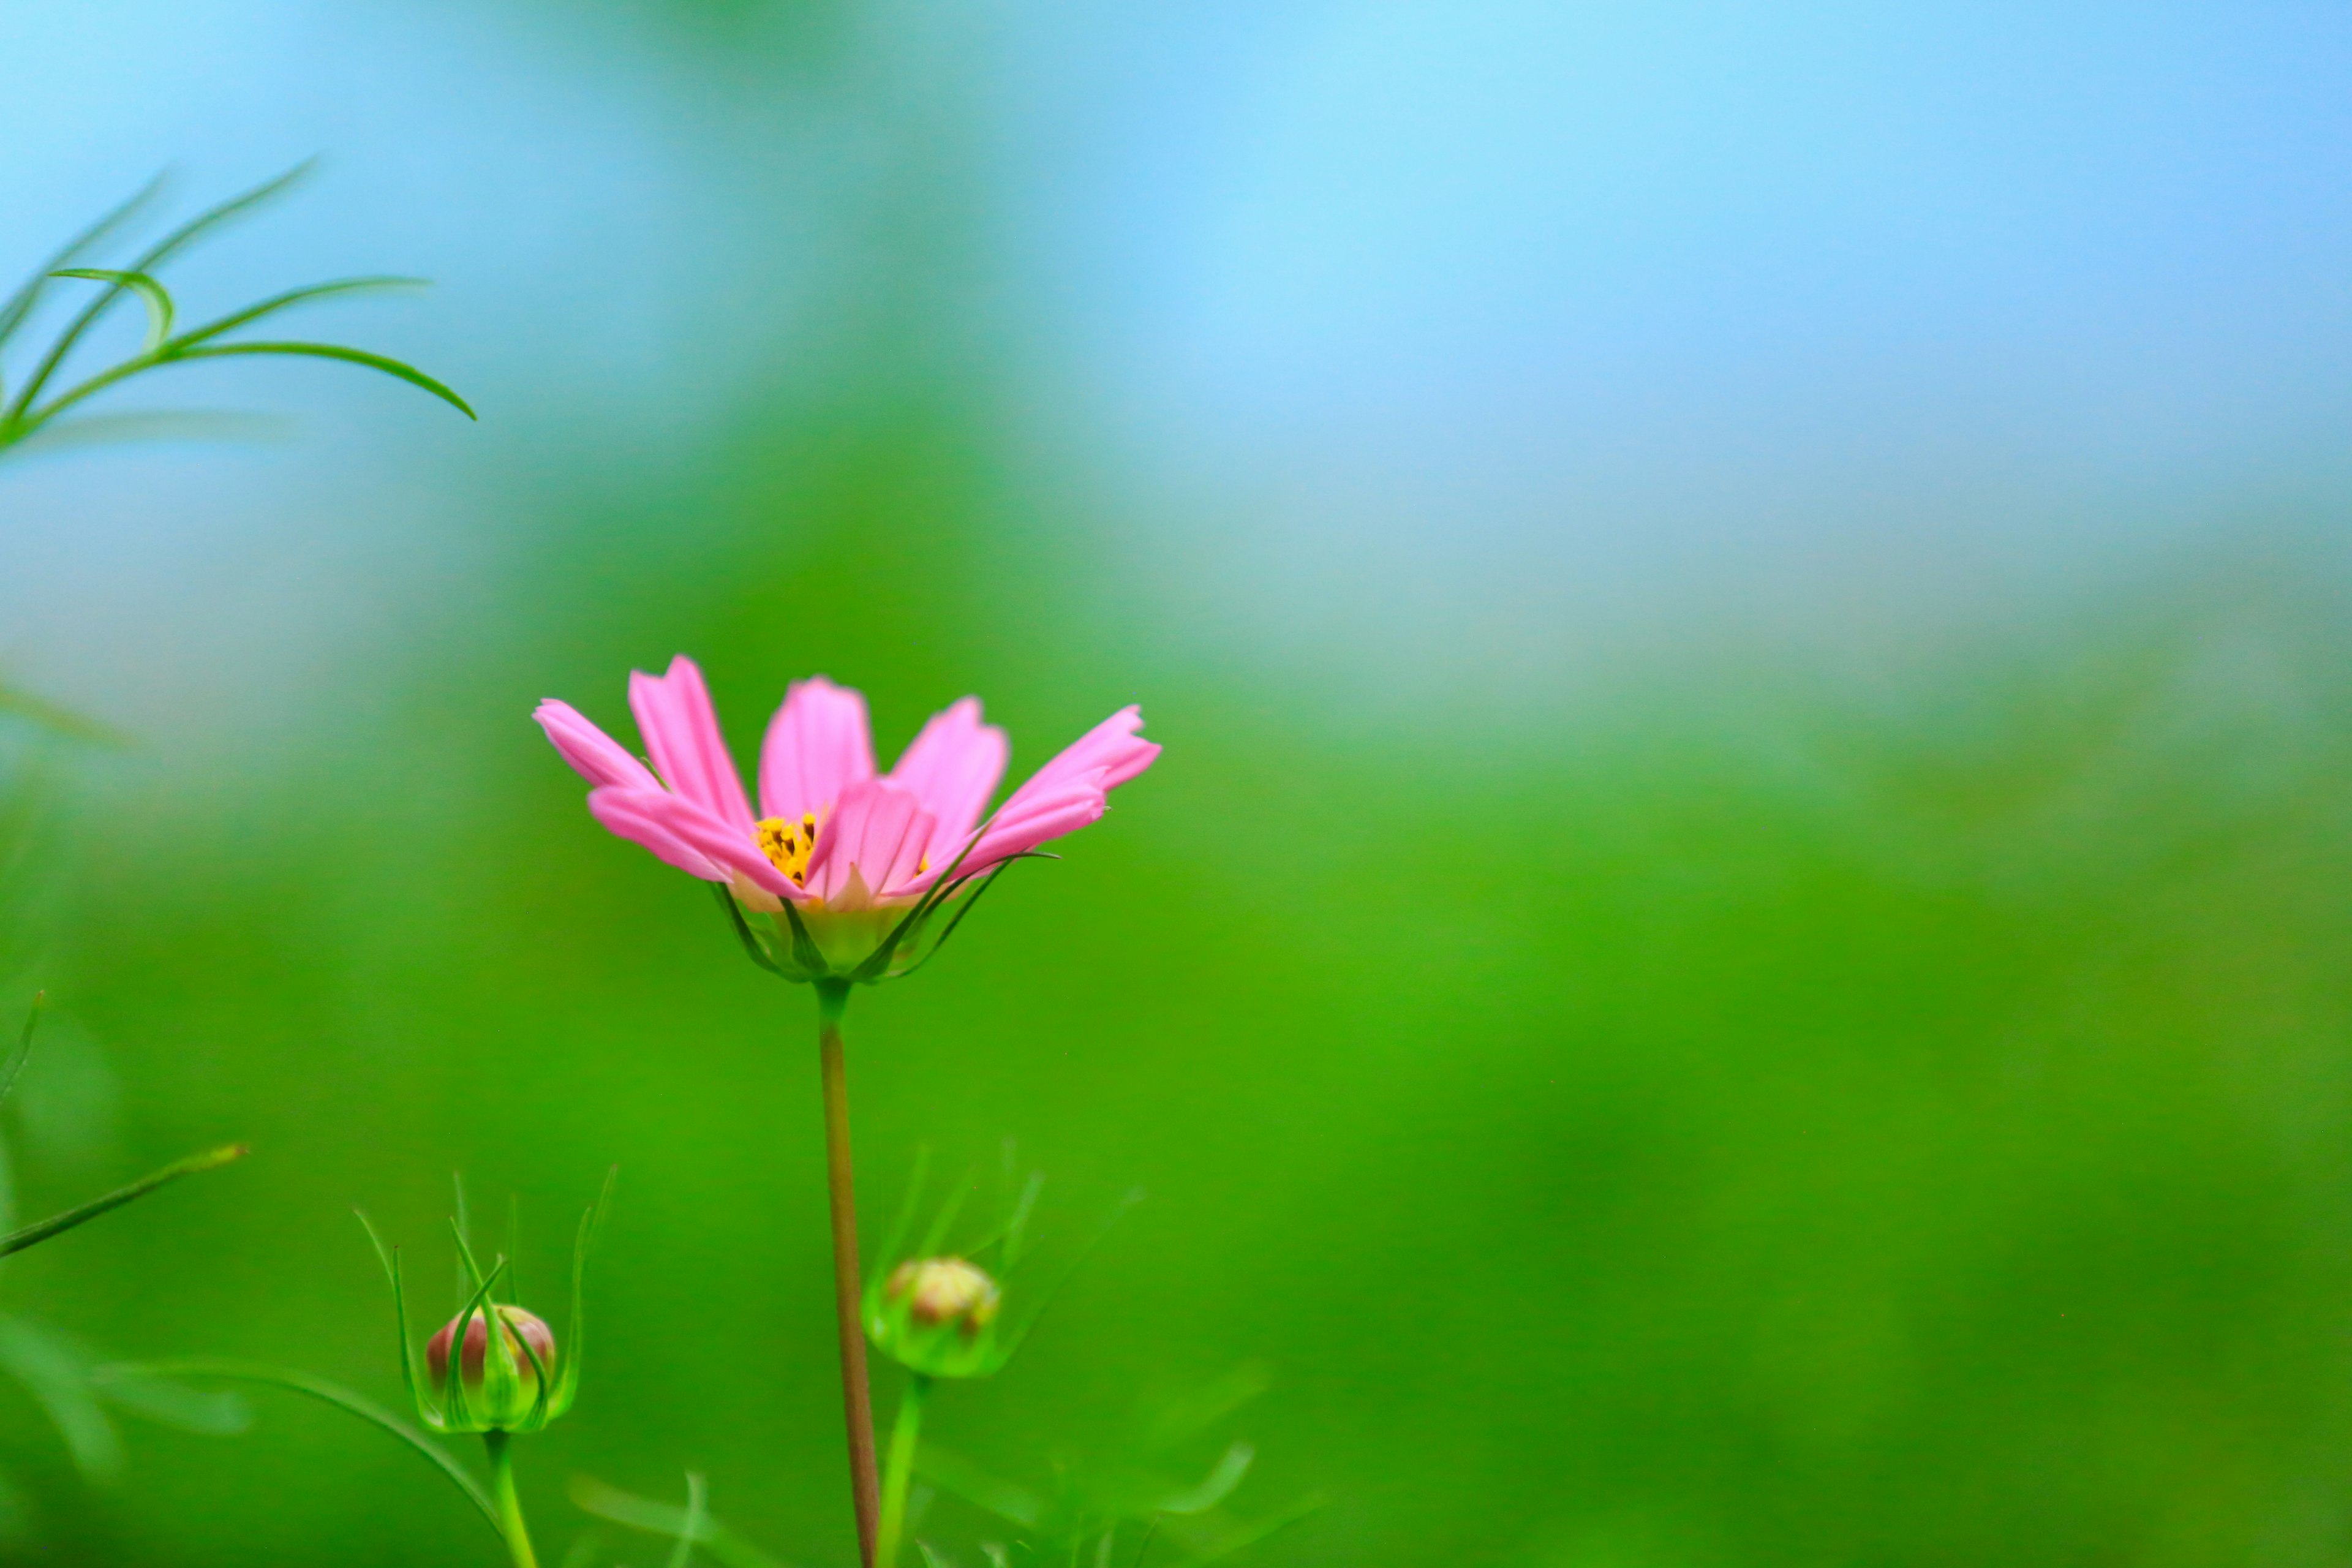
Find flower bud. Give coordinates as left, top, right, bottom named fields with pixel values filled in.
left=870, top=1256, right=1011, bottom=1379
left=426, top=1303, right=557, bottom=1428
left=886, top=1257, right=1001, bottom=1335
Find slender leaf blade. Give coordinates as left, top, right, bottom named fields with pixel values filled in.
left=164, top=341, right=475, bottom=418
left=0, top=1143, right=247, bottom=1259
left=97, top=1359, right=497, bottom=1530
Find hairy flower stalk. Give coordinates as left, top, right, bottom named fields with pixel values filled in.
left=535, top=659, right=1158, bottom=1568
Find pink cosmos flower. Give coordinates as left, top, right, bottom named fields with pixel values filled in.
left=535, top=658, right=1158, bottom=978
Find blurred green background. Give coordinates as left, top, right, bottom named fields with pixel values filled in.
left=6, top=2, right=2352, bottom=1564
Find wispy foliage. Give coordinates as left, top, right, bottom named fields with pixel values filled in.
left=0, top=166, right=472, bottom=461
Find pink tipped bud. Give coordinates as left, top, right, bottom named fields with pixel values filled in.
left=884, top=1257, right=1001, bottom=1337
left=427, top=1303, right=557, bottom=1397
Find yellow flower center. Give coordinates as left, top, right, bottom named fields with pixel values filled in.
left=755, top=807, right=928, bottom=892
left=755, top=814, right=818, bottom=883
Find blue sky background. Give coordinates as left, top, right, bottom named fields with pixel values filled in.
left=4, top=0, right=2350, bottom=731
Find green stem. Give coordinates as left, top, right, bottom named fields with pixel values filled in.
left=486, top=1431, right=540, bottom=1568
left=877, top=1373, right=930, bottom=1568
left=816, top=979, right=882, bottom=1568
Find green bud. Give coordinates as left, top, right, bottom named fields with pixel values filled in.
left=427, top=1303, right=556, bottom=1431
left=867, top=1256, right=1008, bottom=1379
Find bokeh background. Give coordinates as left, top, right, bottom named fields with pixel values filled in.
left=5, top=2, right=2352, bottom=1563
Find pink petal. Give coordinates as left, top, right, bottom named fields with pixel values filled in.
left=888, top=697, right=1009, bottom=863
left=586, top=788, right=723, bottom=881
left=759, top=676, right=877, bottom=825
left=806, top=778, right=937, bottom=903
left=628, top=656, right=756, bottom=836
left=1006, top=705, right=1159, bottom=807
left=589, top=787, right=802, bottom=899
left=535, top=699, right=661, bottom=791
left=931, top=769, right=1109, bottom=884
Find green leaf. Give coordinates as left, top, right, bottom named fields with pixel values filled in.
left=0, top=1314, right=121, bottom=1480
left=168, top=275, right=426, bottom=349
left=665, top=1472, right=709, bottom=1568
left=713, top=884, right=783, bottom=974
left=97, top=1359, right=499, bottom=1532
left=1152, top=1444, right=1253, bottom=1517
left=356, top=1211, right=437, bottom=1430
left=0, top=173, right=162, bottom=356
left=1, top=409, right=291, bottom=458
left=0, top=682, right=126, bottom=745
left=7, top=164, right=310, bottom=421
left=568, top=1474, right=797, bottom=1568
left=0, top=994, right=42, bottom=1110
left=0, top=1142, right=247, bottom=1259
left=873, top=1147, right=933, bottom=1294
left=51, top=270, right=174, bottom=351
left=94, top=1364, right=251, bottom=1436
left=552, top=1166, right=617, bottom=1419
left=1172, top=1494, right=1323, bottom=1565
left=162, top=341, right=475, bottom=419
left=914, top=1444, right=1045, bottom=1530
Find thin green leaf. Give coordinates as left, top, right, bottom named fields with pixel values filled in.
left=0, top=1143, right=247, bottom=1259
left=0, top=173, right=162, bottom=355
left=132, top=162, right=314, bottom=274
left=0, top=993, right=42, bottom=1110
left=1000, top=1170, right=1044, bottom=1274
left=168, top=275, right=425, bottom=349
left=505, top=1192, right=522, bottom=1306
left=1173, top=1495, right=1323, bottom=1566
left=0, top=682, right=127, bottom=745
left=891, top=863, right=1013, bottom=981
left=554, top=1166, right=616, bottom=1417
left=8, top=164, right=310, bottom=420
left=994, top=1188, right=1144, bottom=1366
left=569, top=1475, right=796, bottom=1568
left=50, top=270, right=173, bottom=350
left=97, top=1359, right=498, bottom=1531
left=355, top=1212, right=435, bottom=1429
left=444, top=1261, right=506, bottom=1432
left=451, top=1212, right=489, bottom=1294
left=92, top=1365, right=251, bottom=1435
left=1153, top=1444, right=1253, bottom=1517
left=873, top=1147, right=933, bottom=1294
left=916, top=1174, right=973, bottom=1263
left=714, top=885, right=783, bottom=974
left=162, top=342, right=475, bottom=418
left=665, top=1472, right=709, bottom=1568
left=778, top=899, right=827, bottom=976
left=0, top=1314, right=119, bottom=1480
left=2, top=409, right=290, bottom=458
left=914, top=1444, right=1045, bottom=1530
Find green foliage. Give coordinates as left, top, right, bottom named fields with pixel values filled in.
left=0, top=167, right=472, bottom=461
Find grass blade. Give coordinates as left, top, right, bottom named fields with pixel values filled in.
left=0, top=681, right=127, bottom=745
left=665, top=1472, right=709, bottom=1568
left=913, top=1443, right=1045, bottom=1530
left=0, top=173, right=163, bottom=355
left=96, top=1359, right=498, bottom=1531
left=170, top=276, right=424, bottom=348
left=0, top=994, right=42, bottom=1110
left=162, top=342, right=474, bottom=418
left=0, top=1143, right=247, bottom=1258
left=8, top=164, right=311, bottom=420
left=570, top=1474, right=796, bottom=1568
left=51, top=270, right=173, bottom=350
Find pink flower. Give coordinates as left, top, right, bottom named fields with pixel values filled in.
left=535, top=658, right=1158, bottom=978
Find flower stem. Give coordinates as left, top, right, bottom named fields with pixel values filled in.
left=816, top=978, right=882, bottom=1568
left=877, top=1373, right=930, bottom=1568
left=484, top=1431, right=539, bottom=1568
